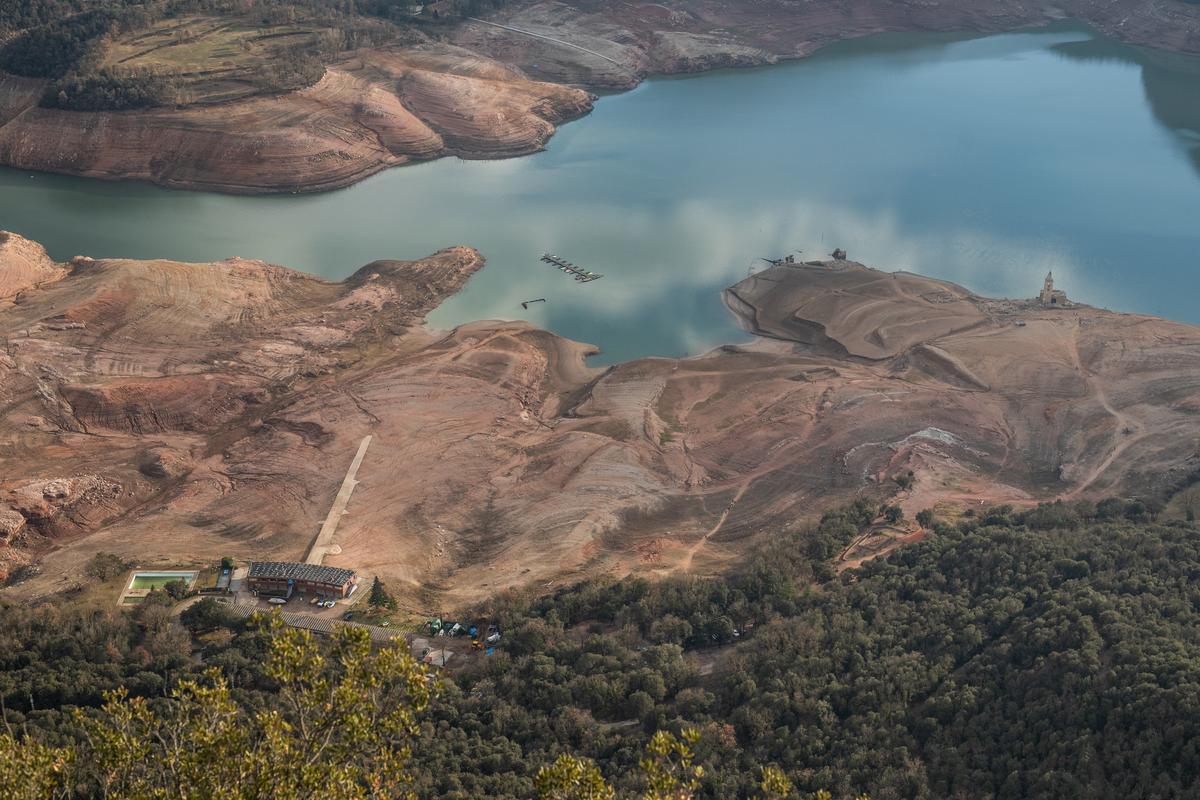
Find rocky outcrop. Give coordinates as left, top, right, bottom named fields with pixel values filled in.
left=0, top=231, right=65, bottom=301
left=0, top=508, right=25, bottom=539
left=138, top=447, right=194, bottom=480
left=63, top=375, right=265, bottom=434
left=3, top=233, right=1199, bottom=608
left=6, top=475, right=124, bottom=539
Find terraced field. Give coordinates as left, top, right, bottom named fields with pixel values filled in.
left=101, top=15, right=346, bottom=103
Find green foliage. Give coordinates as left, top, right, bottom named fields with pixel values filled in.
left=162, top=579, right=191, bottom=600
left=2, top=500, right=1200, bottom=798
left=640, top=728, right=703, bottom=799
left=0, top=0, right=407, bottom=110
left=0, top=9, right=119, bottom=78
left=7, top=617, right=437, bottom=799
left=44, top=69, right=176, bottom=111
left=758, top=765, right=793, bottom=799
left=0, top=731, right=72, bottom=800
left=369, top=578, right=398, bottom=611
left=180, top=597, right=238, bottom=633
left=84, top=551, right=128, bottom=582
left=536, top=754, right=616, bottom=800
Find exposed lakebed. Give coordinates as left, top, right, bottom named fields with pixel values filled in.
left=2, top=24, right=1199, bottom=363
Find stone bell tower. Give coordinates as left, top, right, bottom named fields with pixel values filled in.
left=1039, top=271, right=1070, bottom=307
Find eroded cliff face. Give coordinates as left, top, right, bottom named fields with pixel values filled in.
left=1, top=0, right=1198, bottom=192
left=0, top=44, right=592, bottom=193
left=0, top=232, right=64, bottom=300
left=2, top=233, right=1198, bottom=607
left=452, top=0, right=1200, bottom=87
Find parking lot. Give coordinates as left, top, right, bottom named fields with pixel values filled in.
left=229, top=570, right=372, bottom=620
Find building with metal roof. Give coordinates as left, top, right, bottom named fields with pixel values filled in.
left=247, top=561, right=358, bottom=598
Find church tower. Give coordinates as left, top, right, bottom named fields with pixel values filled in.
left=1039, top=271, right=1069, bottom=307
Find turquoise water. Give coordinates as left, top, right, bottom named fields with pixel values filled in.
left=2, top=24, right=1199, bottom=363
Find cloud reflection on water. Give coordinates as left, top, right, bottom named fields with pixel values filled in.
left=0, top=24, right=1197, bottom=364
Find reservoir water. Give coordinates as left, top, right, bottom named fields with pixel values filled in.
left=2, top=24, right=1199, bottom=363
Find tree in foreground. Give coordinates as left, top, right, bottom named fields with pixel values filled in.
left=532, top=729, right=704, bottom=800
left=535, top=754, right=616, bottom=800
left=1, top=616, right=865, bottom=800
left=0, top=731, right=73, bottom=800
left=3, top=614, right=434, bottom=800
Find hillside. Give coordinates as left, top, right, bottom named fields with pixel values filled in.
left=0, top=0, right=1198, bottom=191
left=2, top=233, right=1198, bottom=609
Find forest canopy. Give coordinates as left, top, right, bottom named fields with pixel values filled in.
left=2, top=499, right=1200, bottom=798
left=0, top=0, right=473, bottom=109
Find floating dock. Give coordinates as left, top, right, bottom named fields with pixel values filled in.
left=541, top=253, right=603, bottom=282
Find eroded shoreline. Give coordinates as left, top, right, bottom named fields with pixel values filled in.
left=0, top=0, right=1198, bottom=194
left=3, top=231, right=1198, bottom=608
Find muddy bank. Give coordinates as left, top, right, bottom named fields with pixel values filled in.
left=0, top=45, right=593, bottom=194
left=0, top=0, right=1198, bottom=193
left=3, top=233, right=1198, bottom=608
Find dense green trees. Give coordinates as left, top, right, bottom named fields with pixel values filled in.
left=4, top=619, right=435, bottom=799
left=375, top=501, right=1200, bottom=798
left=43, top=70, right=177, bottom=111
left=2, top=497, right=1199, bottom=798
left=0, top=0, right=410, bottom=110
left=0, top=9, right=121, bottom=78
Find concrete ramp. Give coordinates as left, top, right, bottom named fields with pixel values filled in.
left=306, top=435, right=372, bottom=565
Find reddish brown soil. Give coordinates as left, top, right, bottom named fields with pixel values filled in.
left=0, top=0, right=1198, bottom=191
left=2, top=235, right=1198, bottom=609
left=0, top=47, right=591, bottom=193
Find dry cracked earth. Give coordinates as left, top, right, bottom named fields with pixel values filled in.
left=2, top=231, right=1198, bottom=610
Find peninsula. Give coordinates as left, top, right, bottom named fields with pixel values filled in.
left=2, top=231, right=1197, bottom=607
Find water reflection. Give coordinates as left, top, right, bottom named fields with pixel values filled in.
left=1052, top=37, right=1200, bottom=178
left=0, top=25, right=1198, bottom=363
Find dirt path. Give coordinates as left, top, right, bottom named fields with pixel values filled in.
left=679, top=477, right=753, bottom=573
left=1064, top=324, right=1145, bottom=498
left=465, top=17, right=628, bottom=67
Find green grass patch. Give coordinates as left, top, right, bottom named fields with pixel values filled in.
left=99, top=15, right=339, bottom=104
